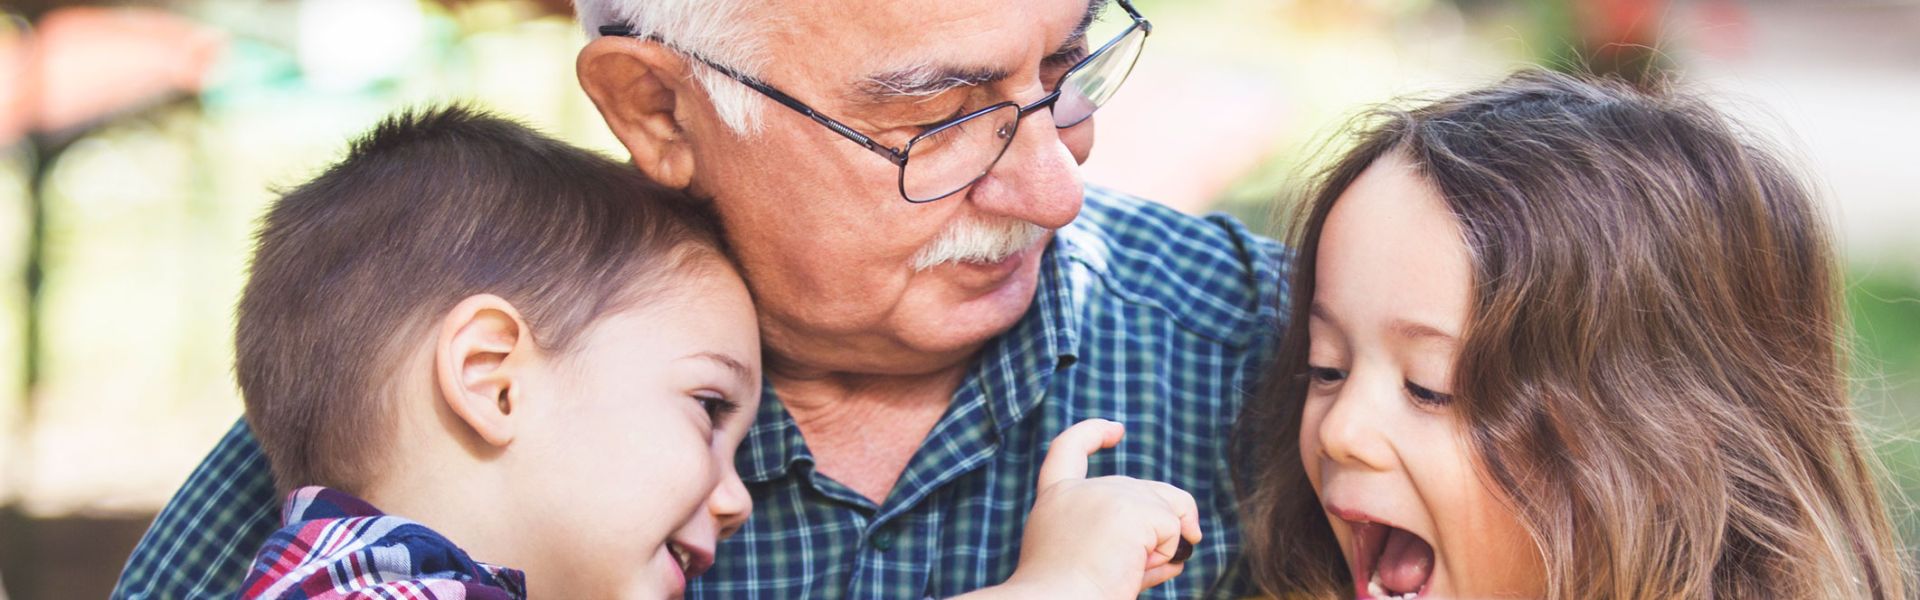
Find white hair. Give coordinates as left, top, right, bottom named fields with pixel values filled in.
left=575, top=0, right=770, bottom=134
left=910, top=217, right=1051, bottom=272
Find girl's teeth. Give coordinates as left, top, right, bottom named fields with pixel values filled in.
left=1368, top=570, right=1419, bottom=600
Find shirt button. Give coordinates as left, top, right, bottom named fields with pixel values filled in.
left=870, top=528, right=896, bottom=552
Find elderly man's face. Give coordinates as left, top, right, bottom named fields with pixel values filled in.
left=682, top=0, right=1102, bottom=373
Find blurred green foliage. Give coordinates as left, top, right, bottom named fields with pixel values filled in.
left=1847, top=267, right=1920, bottom=548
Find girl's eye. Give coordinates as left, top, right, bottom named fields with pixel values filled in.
left=1306, top=365, right=1347, bottom=385
left=694, top=392, right=741, bottom=426
left=1405, top=381, right=1455, bottom=407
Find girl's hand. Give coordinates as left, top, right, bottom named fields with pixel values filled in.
left=988, top=419, right=1203, bottom=599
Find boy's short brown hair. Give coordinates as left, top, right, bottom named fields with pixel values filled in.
left=238, top=107, right=726, bottom=493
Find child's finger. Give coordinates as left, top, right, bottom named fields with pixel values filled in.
left=1145, top=481, right=1204, bottom=550
left=1036, top=419, right=1125, bottom=489
left=1140, top=561, right=1185, bottom=589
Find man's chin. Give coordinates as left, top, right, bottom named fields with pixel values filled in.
left=903, top=243, right=1046, bottom=353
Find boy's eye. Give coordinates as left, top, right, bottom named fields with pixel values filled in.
left=694, top=392, right=741, bottom=426
left=1405, top=381, right=1454, bottom=407
left=1306, top=365, right=1347, bottom=385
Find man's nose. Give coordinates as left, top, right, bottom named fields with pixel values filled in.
left=710, top=465, right=753, bottom=540
left=1316, top=375, right=1396, bottom=472
left=964, top=107, right=1085, bottom=230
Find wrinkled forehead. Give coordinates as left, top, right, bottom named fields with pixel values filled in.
left=773, top=0, right=1098, bottom=88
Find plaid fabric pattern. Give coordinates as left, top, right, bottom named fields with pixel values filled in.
left=111, top=186, right=1288, bottom=599
left=115, top=417, right=280, bottom=599
left=692, top=188, right=1288, bottom=599
left=237, top=487, right=527, bottom=599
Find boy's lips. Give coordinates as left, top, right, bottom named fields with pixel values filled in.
left=667, top=539, right=714, bottom=581
left=1327, top=503, right=1435, bottom=600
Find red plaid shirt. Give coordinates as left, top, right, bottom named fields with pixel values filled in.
left=239, top=487, right=527, bottom=599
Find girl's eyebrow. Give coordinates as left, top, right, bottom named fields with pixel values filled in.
left=1311, top=302, right=1456, bottom=345
left=1309, top=302, right=1339, bottom=325
left=1388, top=318, right=1458, bottom=346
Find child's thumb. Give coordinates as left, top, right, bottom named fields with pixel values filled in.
left=1036, top=419, right=1125, bottom=489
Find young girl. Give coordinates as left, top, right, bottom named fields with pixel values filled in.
left=1234, top=70, right=1910, bottom=599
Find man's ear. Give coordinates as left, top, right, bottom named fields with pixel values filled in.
left=434, top=294, right=534, bottom=448
left=578, top=36, right=700, bottom=189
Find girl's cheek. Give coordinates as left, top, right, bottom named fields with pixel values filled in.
left=1298, top=401, right=1328, bottom=487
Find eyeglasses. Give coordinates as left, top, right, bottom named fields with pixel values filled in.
left=600, top=0, right=1151, bottom=203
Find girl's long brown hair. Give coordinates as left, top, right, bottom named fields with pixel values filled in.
left=1233, top=70, right=1910, bottom=599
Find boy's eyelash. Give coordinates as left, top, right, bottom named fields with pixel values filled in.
left=1405, top=381, right=1455, bottom=407
left=695, top=392, right=741, bottom=425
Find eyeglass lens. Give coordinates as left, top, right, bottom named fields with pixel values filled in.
left=899, top=23, right=1148, bottom=202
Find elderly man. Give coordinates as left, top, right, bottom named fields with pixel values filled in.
left=113, top=0, right=1285, bottom=597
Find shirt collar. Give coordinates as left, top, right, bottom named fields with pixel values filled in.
left=738, top=235, right=1086, bottom=484
left=974, top=238, right=1083, bottom=431
left=279, top=486, right=530, bottom=597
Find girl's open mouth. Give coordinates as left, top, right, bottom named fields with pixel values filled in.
left=1347, top=519, right=1435, bottom=599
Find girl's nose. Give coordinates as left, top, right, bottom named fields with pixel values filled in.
left=1315, top=376, right=1396, bottom=472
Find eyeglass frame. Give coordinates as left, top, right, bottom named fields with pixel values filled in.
left=598, top=0, right=1151, bottom=203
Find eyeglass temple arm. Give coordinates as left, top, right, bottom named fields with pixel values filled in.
left=596, top=26, right=909, bottom=167
left=1117, top=0, right=1151, bottom=33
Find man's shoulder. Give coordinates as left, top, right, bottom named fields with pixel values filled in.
left=1059, top=186, right=1288, bottom=348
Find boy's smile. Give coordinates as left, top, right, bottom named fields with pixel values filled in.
left=506, top=256, right=762, bottom=599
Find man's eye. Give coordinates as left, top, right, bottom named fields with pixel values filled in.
left=1405, top=381, right=1455, bottom=407
left=1046, top=43, right=1090, bottom=70
left=908, top=107, right=969, bottom=134
left=1306, top=365, right=1347, bottom=385
left=1042, top=46, right=1089, bottom=88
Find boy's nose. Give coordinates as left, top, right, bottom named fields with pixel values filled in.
left=710, top=465, right=752, bottom=540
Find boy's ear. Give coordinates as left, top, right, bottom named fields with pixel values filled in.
left=434, top=294, right=533, bottom=448
left=577, top=36, right=700, bottom=189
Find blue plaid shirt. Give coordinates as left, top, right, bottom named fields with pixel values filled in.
left=113, top=187, right=1288, bottom=599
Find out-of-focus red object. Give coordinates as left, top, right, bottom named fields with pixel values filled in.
left=1580, top=0, right=1666, bottom=50
left=0, top=6, right=225, bottom=144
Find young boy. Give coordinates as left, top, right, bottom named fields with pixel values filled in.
left=234, top=107, right=1200, bottom=599
left=234, top=107, right=761, bottom=598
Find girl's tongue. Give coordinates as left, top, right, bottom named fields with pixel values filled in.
left=1376, top=526, right=1434, bottom=596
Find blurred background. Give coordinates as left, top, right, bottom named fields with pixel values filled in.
left=0, top=0, right=1914, bottom=597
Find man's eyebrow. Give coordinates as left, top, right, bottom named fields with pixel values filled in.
left=852, top=64, right=1009, bottom=102
left=849, top=0, right=1110, bottom=103
left=1054, top=0, right=1111, bottom=57
left=683, top=351, right=756, bottom=384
